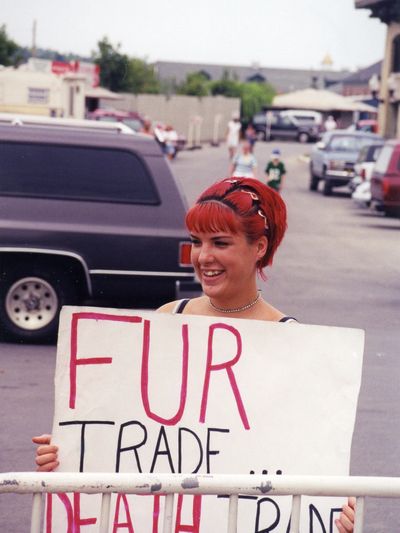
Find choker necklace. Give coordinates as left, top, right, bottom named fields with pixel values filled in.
left=209, top=291, right=261, bottom=314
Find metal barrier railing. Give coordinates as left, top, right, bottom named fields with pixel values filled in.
left=2, top=472, right=400, bottom=533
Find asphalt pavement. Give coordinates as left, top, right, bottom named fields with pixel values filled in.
left=1, top=140, right=400, bottom=531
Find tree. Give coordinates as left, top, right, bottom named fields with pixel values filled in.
left=93, top=37, right=132, bottom=92
left=177, top=72, right=210, bottom=97
left=126, top=58, right=160, bottom=94
left=209, top=70, right=241, bottom=97
left=239, top=82, right=276, bottom=122
left=93, top=37, right=160, bottom=94
left=0, top=25, right=20, bottom=66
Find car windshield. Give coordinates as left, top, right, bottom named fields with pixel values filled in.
left=293, top=116, right=317, bottom=123
left=122, top=118, right=143, bottom=132
left=252, top=114, right=266, bottom=124
left=328, top=135, right=376, bottom=152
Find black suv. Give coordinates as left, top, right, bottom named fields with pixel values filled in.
left=252, top=111, right=321, bottom=143
left=0, top=121, right=201, bottom=342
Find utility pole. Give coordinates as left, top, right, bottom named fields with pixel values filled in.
left=32, top=19, right=37, bottom=58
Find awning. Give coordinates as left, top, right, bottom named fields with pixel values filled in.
left=273, top=88, right=377, bottom=113
left=84, top=87, right=122, bottom=100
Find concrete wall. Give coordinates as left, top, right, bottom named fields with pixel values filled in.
left=112, top=93, right=241, bottom=144
left=378, top=22, right=400, bottom=138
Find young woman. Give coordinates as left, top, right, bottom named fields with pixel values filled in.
left=33, top=177, right=355, bottom=532
left=229, top=140, right=258, bottom=179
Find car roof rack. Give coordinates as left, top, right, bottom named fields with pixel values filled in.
left=0, top=113, right=135, bottom=135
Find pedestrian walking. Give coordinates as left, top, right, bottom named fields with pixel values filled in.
left=245, top=123, right=257, bottom=152
left=229, top=140, right=258, bottom=178
left=226, top=111, right=241, bottom=159
left=324, top=115, right=337, bottom=132
left=265, top=148, right=286, bottom=192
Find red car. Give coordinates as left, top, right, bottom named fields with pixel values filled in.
left=371, top=139, right=400, bottom=217
left=88, top=109, right=144, bottom=133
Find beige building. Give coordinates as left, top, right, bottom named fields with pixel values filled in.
left=355, top=0, right=400, bottom=137
left=0, top=64, right=87, bottom=118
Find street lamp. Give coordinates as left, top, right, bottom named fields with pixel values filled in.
left=368, top=74, right=380, bottom=100
left=387, top=73, right=398, bottom=103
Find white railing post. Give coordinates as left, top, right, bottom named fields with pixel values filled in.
left=354, top=496, right=365, bottom=533
left=227, top=494, right=239, bottom=533
left=289, top=494, right=301, bottom=533
left=30, top=492, right=42, bottom=533
left=162, top=493, right=175, bottom=533
left=99, top=493, right=112, bottom=533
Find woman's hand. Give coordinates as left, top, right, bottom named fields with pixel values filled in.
left=335, top=497, right=356, bottom=533
left=32, top=434, right=59, bottom=472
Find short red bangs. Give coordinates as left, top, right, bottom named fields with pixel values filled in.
left=185, top=201, right=241, bottom=234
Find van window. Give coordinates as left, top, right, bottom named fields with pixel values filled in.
left=374, top=145, right=394, bottom=174
left=0, top=142, right=160, bottom=204
left=293, top=115, right=317, bottom=123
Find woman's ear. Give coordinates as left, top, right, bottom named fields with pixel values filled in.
left=256, top=236, right=268, bottom=260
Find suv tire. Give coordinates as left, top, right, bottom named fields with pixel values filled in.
left=323, top=178, right=333, bottom=196
left=298, top=132, right=309, bottom=143
left=309, top=165, right=320, bottom=191
left=0, top=266, right=78, bottom=343
left=256, top=131, right=266, bottom=141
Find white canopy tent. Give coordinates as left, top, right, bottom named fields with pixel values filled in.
left=272, top=88, right=377, bottom=113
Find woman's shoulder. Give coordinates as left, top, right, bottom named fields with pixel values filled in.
left=156, top=298, right=198, bottom=314
left=156, top=300, right=181, bottom=313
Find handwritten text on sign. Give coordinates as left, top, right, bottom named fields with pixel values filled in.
left=49, top=307, right=364, bottom=532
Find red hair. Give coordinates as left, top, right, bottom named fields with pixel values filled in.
left=185, top=178, right=287, bottom=275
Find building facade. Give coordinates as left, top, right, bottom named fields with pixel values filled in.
left=355, top=0, right=400, bottom=137
left=154, top=61, right=350, bottom=94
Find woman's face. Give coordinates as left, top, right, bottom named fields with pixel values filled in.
left=190, top=229, right=267, bottom=302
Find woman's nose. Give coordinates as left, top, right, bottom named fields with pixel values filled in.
left=197, top=245, right=214, bottom=264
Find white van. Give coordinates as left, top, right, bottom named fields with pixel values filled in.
left=280, top=109, right=323, bottom=125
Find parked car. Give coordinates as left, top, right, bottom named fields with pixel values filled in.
left=371, top=139, right=400, bottom=217
left=349, top=141, right=383, bottom=193
left=356, top=119, right=379, bottom=134
left=252, top=109, right=322, bottom=143
left=0, top=121, right=201, bottom=342
left=0, top=112, right=134, bottom=134
left=309, top=130, right=383, bottom=196
left=349, top=142, right=383, bottom=207
left=352, top=180, right=372, bottom=207
left=87, top=108, right=145, bottom=132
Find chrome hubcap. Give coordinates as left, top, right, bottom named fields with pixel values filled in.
left=5, top=277, right=58, bottom=330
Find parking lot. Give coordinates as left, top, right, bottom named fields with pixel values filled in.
left=1, top=140, right=400, bottom=531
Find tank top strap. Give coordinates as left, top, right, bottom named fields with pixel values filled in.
left=279, top=316, right=298, bottom=323
left=172, top=299, right=190, bottom=314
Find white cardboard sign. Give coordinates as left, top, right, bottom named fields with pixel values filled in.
left=48, top=306, right=364, bottom=532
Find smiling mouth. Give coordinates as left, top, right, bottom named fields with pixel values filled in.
left=202, top=270, right=224, bottom=278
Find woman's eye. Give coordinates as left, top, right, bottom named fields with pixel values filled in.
left=190, top=239, right=201, bottom=247
left=215, top=241, right=229, bottom=247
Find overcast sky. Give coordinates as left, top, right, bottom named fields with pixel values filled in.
left=3, top=0, right=386, bottom=71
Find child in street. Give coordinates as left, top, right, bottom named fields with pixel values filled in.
left=265, top=148, right=286, bottom=192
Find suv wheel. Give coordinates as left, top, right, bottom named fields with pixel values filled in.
left=309, top=165, right=319, bottom=191
left=323, top=179, right=333, bottom=196
left=298, top=132, right=309, bottom=143
left=0, top=267, right=78, bottom=343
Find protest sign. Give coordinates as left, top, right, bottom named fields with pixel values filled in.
left=48, top=306, right=364, bottom=532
